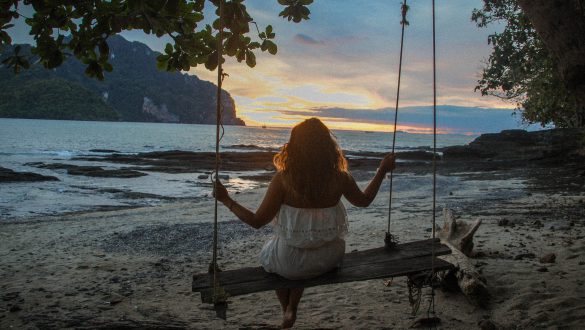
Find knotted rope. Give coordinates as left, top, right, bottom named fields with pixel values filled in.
left=210, top=0, right=228, bottom=319
left=386, top=0, right=409, bottom=249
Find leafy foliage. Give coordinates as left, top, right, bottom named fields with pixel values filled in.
left=0, top=0, right=311, bottom=79
left=0, top=77, right=119, bottom=120
left=472, top=0, right=579, bottom=128
left=278, top=0, right=313, bottom=23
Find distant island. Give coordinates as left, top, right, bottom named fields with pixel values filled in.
left=0, top=36, right=245, bottom=125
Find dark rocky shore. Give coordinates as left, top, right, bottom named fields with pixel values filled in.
left=2, top=128, right=584, bottom=186
left=0, top=167, right=58, bottom=182
left=63, top=128, right=585, bottom=181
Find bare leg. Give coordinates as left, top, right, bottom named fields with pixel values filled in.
left=282, top=288, right=304, bottom=329
left=275, top=289, right=290, bottom=313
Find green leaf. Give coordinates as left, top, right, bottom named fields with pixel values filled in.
left=266, top=41, right=277, bottom=55
left=245, top=50, right=256, bottom=67
left=265, top=25, right=275, bottom=39
left=45, top=50, right=64, bottom=69
left=165, top=43, right=173, bottom=55
left=164, top=0, right=180, bottom=14
left=85, top=61, right=104, bottom=80
left=103, top=62, right=113, bottom=72
left=236, top=49, right=245, bottom=62
left=225, top=35, right=240, bottom=55
left=98, top=40, right=109, bottom=57
left=0, top=31, right=11, bottom=44
left=180, top=55, right=190, bottom=71
left=188, top=55, right=200, bottom=66
left=156, top=57, right=169, bottom=70
left=206, top=51, right=219, bottom=70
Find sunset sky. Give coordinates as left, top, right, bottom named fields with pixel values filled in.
left=10, top=0, right=538, bottom=134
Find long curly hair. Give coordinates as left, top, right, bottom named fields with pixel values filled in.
left=273, top=118, right=348, bottom=204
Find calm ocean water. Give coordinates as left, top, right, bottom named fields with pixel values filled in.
left=0, top=118, right=475, bottom=219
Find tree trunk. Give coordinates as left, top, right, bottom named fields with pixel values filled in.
left=517, top=0, right=585, bottom=127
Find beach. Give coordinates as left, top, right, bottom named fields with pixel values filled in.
left=1, top=130, right=585, bottom=329
left=2, top=0, right=584, bottom=325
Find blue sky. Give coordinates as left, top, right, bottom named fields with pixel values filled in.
left=8, top=0, right=539, bottom=134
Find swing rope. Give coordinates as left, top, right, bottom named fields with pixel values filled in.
left=204, top=0, right=442, bottom=321
left=211, top=0, right=226, bottom=310
left=387, top=0, right=440, bottom=322
left=386, top=0, right=409, bottom=249
left=428, top=0, right=438, bottom=321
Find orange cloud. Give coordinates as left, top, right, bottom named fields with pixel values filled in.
left=185, top=1, right=518, bottom=134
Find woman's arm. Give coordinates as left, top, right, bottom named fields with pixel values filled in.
left=342, top=153, right=396, bottom=207
left=214, top=173, right=284, bottom=229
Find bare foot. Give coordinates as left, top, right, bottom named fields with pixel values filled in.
left=281, top=308, right=297, bottom=329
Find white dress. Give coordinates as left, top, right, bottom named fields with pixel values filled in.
left=259, top=202, right=348, bottom=280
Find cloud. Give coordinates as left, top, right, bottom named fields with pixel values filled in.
left=269, top=105, right=536, bottom=134
left=294, top=34, right=325, bottom=45
left=116, top=1, right=524, bottom=134
left=9, top=0, right=533, bottom=134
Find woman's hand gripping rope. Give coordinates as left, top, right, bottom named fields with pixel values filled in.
left=379, top=153, right=397, bottom=174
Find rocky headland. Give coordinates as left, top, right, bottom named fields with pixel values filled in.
left=0, top=36, right=245, bottom=125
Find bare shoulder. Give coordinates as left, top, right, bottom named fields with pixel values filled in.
left=268, top=171, right=286, bottom=193
left=339, top=171, right=354, bottom=186
left=271, top=171, right=284, bottom=185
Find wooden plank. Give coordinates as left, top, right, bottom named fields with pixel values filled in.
left=199, top=256, right=452, bottom=303
left=338, top=238, right=450, bottom=267
left=193, top=238, right=449, bottom=290
left=193, top=239, right=453, bottom=303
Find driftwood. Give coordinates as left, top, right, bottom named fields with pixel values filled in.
left=438, top=208, right=482, bottom=257
left=437, top=208, right=489, bottom=307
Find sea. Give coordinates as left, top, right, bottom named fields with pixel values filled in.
left=0, top=118, right=475, bottom=220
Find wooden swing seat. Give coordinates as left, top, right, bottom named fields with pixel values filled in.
left=192, top=238, right=452, bottom=303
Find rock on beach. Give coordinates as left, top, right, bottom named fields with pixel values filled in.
left=0, top=166, right=59, bottom=182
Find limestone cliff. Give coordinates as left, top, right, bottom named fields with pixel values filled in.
left=0, top=36, right=245, bottom=125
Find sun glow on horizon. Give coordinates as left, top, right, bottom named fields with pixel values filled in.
left=189, top=43, right=516, bottom=135
left=240, top=112, right=456, bottom=134
left=7, top=0, right=532, bottom=136
left=186, top=0, right=521, bottom=135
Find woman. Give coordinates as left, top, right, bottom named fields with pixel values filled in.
left=214, top=118, right=396, bottom=328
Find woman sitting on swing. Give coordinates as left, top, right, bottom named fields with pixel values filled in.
left=214, top=117, right=396, bottom=328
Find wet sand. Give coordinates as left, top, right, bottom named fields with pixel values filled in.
left=1, top=158, right=585, bottom=329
